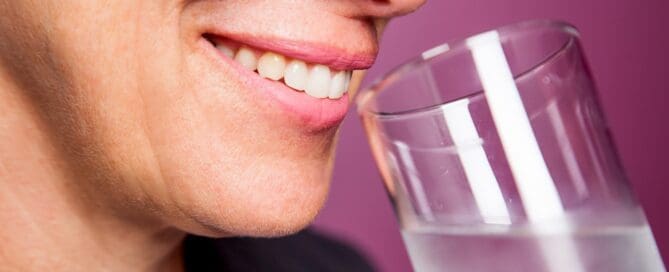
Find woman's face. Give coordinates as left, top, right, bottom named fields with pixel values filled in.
left=0, top=0, right=424, bottom=237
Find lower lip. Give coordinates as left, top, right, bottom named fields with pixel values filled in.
left=200, top=38, right=349, bottom=132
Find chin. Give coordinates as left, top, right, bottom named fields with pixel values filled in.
left=188, top=175, right=331, bottom=238
left=158, top=136, right=337, bottom=238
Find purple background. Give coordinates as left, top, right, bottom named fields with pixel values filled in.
left=313, top=1, right=669, bottom=271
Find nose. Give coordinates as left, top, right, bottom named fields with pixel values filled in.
left=341, top=0, right=427, bottom=18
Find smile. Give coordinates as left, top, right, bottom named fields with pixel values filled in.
left=201, top=33, right=376, bottom=131
left=208, top=37, right=353, bottom=100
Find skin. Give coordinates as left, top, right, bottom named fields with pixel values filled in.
left=0, top=0, right=425, bottom=271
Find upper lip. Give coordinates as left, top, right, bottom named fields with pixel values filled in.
left=203, top=31, right=377, bottom=71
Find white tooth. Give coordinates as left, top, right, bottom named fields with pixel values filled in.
left=257, top=52, right=286, bottom=80
left=305, top=64, right=331, bottom=99
left=216, top=44, right=235, bottom=58
left=284, top=59, right=308, bottom=91
left=235, top=47, right=258, bottom=71
left=328, top=70, right=346, bottom=99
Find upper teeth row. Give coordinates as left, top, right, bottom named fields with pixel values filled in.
left=216, top=42, right=352, bottom=99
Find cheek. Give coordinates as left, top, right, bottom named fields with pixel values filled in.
left=1, top=0, right=340, bottom=236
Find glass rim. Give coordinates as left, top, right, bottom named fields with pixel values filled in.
left=356, top=19, right=581, bottom=118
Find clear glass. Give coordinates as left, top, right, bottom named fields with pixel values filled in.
left=357, top=20, right=665, bottom=272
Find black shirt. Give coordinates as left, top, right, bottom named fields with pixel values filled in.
left=183, top=229, right=376, bottom=272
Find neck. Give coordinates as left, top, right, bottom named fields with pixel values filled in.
left=0, top=75, right=186, bottom=271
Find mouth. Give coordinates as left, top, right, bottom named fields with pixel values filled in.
left=201, top=33, right=375, bottom=131
left=207, top=35, right=356, bottom=99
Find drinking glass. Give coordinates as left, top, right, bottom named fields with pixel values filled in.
left=357, top=20, right=665, bottom=272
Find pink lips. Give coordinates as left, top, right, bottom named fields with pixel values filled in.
left=201, top=34, right=376, bottom=132
left=220, top=33, right=376, bottom=71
